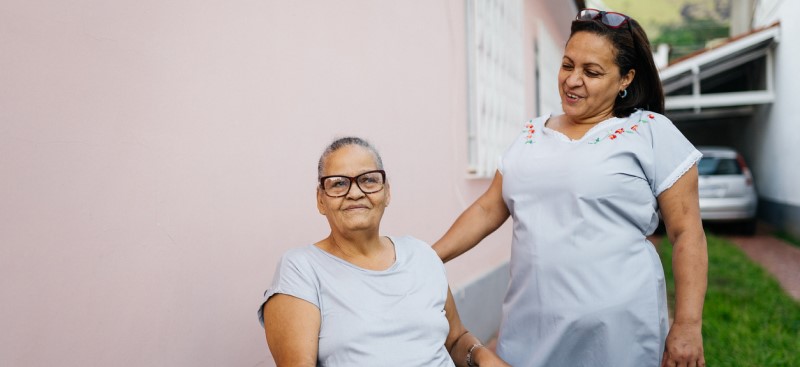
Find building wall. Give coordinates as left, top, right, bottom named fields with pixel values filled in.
left=527, top=0, right=574, bottom=116
left=746, top=0, right=800, bottom=236
left=0, top=1, right=575, bottom=366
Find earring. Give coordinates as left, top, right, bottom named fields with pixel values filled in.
left=619, top=88, right=628, bottom=99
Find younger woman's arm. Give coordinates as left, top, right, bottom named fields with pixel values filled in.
left=433, top=171, right=510, bottom=262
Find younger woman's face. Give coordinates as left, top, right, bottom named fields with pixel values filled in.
left=558, top=31, right=634, bottom=123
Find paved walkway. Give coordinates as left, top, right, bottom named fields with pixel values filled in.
left=726, top=234, right=800, bottom=301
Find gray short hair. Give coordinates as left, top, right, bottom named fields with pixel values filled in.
left=317, top=137, right=384, bottom=178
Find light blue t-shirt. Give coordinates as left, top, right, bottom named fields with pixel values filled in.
left=258, top=235, right=455, bottom=367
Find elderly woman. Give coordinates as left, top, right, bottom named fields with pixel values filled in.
left=434, top=9, right=708, bottom=367
left=258, top=137, right=509, bottom=367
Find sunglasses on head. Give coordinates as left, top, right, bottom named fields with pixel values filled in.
left=576, top=8, right=631, bottom=29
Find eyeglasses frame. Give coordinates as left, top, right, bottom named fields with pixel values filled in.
left=318, top=169, right=387, bottom=198
left=576, top=8, right=631, bottom=29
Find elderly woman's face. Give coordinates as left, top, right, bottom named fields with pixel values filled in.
left=317, top=145, right=390, bottom=235
left=558, top=31, right=634, bottom=122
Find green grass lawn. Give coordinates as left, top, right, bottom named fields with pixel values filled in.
left=659, top=234, right=800, bottom=366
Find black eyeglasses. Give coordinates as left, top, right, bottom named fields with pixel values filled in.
left=319, top=170, right=386, bottom=198
left=576, top=8, right=631, bottom=29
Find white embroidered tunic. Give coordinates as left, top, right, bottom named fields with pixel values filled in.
left=496, top=110, right=701, bottom=367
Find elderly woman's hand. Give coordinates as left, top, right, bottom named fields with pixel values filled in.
left=661, top=321, right=705, bottom=367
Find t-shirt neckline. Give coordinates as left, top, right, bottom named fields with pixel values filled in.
left=542, top=113, right=627, bottom=143
left=311, top=236, right=399, bottom=274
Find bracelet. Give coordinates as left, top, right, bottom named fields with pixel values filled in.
left=466, top=343, right=485, bottom=367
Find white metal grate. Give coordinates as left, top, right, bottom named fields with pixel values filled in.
left=466, top=0, right=526, bottom=177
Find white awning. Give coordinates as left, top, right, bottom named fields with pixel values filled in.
left=660, top=24, right=780, bottom=114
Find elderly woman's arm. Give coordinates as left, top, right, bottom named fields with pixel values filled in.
left=444, top=288, right=510, bottom=367
left=434, top=171, right=510, bottom=262
left=657, top=165, right=708, bottom=367
left=262, top=294, right=320, bottom=367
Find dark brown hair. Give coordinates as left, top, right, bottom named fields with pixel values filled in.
left=570, top=17, right=665, bottom=117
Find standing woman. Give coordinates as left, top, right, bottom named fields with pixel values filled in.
left=434, top=9, right=707, bottom=367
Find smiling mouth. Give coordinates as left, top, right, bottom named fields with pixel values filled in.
left=565, top=91, right=582, bottom=100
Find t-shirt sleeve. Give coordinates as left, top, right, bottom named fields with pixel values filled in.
left=642, top=112, right=702, bottom=197
left=257, top=250, right=320, bottom=327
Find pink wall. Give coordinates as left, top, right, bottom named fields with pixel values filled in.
left=0, top=1, right=501, bottom=365
left=0, top=1, right=573, bottom=365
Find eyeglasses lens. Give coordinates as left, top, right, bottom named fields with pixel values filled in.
left=603, top=13, right=628, bottom=27
left=323, top=177, right=350, bottom=197
left=356, top=172, right=384, bottom=193
left=578, top=9, right=599, bottom=21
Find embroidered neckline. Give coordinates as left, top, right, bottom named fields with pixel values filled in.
left=542, top=115, right=622, bottom=143
left=521, top=111, right=657, bottom=145
left=588, top=112, right=657, bottom=145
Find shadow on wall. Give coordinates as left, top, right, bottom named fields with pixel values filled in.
left=758, top=198, right=800, bottom=239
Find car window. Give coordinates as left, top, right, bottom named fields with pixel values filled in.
left=698, top=157, right=742, bottom=175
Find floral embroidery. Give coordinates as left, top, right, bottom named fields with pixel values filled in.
left=523, top=120, right=536, bottom=144
left=588, top=112, right=656, bottom=145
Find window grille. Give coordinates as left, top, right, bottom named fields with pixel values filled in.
left=535, top=23, right=563, bottom=118
left=466, top=0, right=526, bottom=177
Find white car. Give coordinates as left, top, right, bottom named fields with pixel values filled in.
left=696, top=146, right=758, bottom=234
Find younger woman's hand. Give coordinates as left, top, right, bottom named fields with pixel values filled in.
left=661, top=321, right=705, bottom=367
left=474, top=346, right=512, bottom=367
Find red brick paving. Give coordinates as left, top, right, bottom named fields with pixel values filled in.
left=726, top=234, right=800, bottom=301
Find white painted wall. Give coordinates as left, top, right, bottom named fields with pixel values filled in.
left=0, top=1, right=574, bottom=365
left=746, top=1, right=800, bottom=207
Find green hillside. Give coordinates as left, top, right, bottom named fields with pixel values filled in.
left=595, top=0, right=730, bottom=59
left=598, top=0, right=729, bottom=39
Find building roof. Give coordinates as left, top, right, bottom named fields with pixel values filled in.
left=660, top=23, right=780, bottom=116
